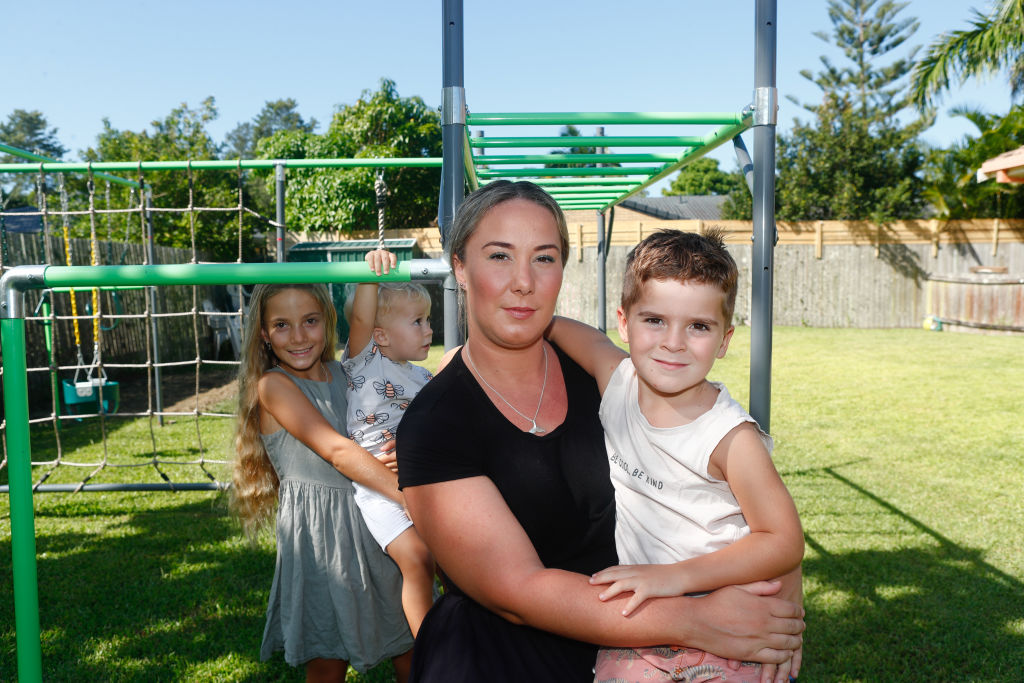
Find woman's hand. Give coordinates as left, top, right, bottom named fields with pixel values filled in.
left=681, top=581, right=804, bottom=665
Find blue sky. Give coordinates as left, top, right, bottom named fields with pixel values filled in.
left=3, top=1, right=1014, bottom=193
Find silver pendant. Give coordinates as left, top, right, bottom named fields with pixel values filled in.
left=529, top=420, right=545, bottom=435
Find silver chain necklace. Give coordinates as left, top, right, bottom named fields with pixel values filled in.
left=464, top=342, right=549, bottom=434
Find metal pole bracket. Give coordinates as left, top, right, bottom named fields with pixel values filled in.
left=753, top=86, right=778, bottom=126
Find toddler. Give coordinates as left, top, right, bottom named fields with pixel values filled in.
left=342, top=248, right=436, bottom=637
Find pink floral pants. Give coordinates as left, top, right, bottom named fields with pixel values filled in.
left=594, top=646, right=762, bottom=683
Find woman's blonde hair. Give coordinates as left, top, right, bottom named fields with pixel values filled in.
left=230, top=283, right=338, bottom=538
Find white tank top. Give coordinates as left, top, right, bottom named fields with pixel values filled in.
left=599, top=359, right=773, bottom=565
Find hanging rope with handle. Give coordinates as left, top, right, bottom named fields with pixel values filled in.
left=375, top=169, right=386, bottom=251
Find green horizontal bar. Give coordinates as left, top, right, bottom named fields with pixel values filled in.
left=470, top=136, right=704, bottom=148
left=546, top=187, right=629, bottom=194
left=528, top=178, right=644, bottom=187
left=0, top=142, right=142, bottom=189
left=546, top=192, right=624, bottom=200
left=0, top=158, right=443, bottom=174
left=467, top=112, right=747, bottom=126
left=49, top=286, right=146, bottom=292
left=474, top=153, right=679, bottom=165
left=478, top=166, right=664, bottom=178
left=42, top=262, right=415, bottom=288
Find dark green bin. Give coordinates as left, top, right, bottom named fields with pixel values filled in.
left=287, top=238, right=421, bottom=344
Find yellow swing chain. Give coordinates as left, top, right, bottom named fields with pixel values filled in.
left=58, top=174, right=84, bottom=370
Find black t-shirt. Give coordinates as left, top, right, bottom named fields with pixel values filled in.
left=397, top=344, right=617, bottom=682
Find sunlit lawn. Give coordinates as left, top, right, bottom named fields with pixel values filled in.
left=2, top=326, right=1022, bottom=681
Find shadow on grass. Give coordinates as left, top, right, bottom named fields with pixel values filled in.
left=0, top=495, right=395, bottom=682
left=800, top=468, right=1024, bottom=681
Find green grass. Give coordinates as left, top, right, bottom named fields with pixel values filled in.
left=3, top=327, right=1023, bottom=681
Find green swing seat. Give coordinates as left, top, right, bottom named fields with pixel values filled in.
left=61, top=377, right=120, bottom=415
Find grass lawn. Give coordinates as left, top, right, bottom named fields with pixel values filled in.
left=2, top=326, right=1023, bottom=681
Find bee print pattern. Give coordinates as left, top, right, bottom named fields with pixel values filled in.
left=363, top=344, right=380, bottom=366
left=350, top=429, right=365, bottom=442
left=373, top=379, right=404, bottom=399
left=376, top=427, right=397, bottom=444
left=347, top=374, right=366, bottom=391
left=391, top=400, right=411, bottom=411
left=356, top=409, right=390, bottom=426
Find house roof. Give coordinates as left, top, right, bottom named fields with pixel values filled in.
left=977, top=145, right=1024, bottom=184
left=1, top=206, right=43, bottom=233
left=618, top=194, right=727, bottom=221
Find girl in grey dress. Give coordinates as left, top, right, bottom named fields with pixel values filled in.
left=232, top=283, right=413, bottom=683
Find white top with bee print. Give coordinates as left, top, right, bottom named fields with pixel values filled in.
left=342, top=339, right=433, bottom=549
left=342, top=338, right=433, bottom=457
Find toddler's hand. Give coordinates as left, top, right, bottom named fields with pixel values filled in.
left=365, top=248, right=397, bottom=276
left=378, top=439, right=399, bottom=474
left=589, top=563, right=689, bottom=616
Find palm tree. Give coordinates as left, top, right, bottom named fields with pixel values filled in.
left=912, top=0, right=1024, bottom=108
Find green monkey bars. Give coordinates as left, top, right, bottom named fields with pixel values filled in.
left=462, top=110, right=753, bottom=212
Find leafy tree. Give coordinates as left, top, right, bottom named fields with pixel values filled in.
left=797, top=0, right=920, bottom=117
left=778, top=92, right=924, bottom=221
left=256, top=79, right=441, bottom=233
left=223, top=98, right=318, bottom=160
left=663, top=157, right=741, bottom=196
left=721, top=178, right=755, bottom=220
left=922, top=105, right=1024, bottom=218
left=83, top=98, right=265, bottom=260
left=912, top=0, right=1024, bottom=108
left=779, top=0, right=927, bottom=221
left=1, top=109, right=68, bottom=206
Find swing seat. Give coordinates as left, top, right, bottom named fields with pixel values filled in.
left=61, top=378, right=120, bottom=415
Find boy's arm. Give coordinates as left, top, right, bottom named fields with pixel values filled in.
left=591, top=422, right=804, bottom=616
left=348, top=249, right=397, bottom=354
left=546, top=316, right=627, bottom=393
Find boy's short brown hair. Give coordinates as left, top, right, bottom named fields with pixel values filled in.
left=621, top=228, right=739, bottom=324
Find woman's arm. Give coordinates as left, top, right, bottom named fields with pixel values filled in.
left=258, top=371, right=402, bottom=505
left=404, top=475, right=804, bottom=663
left=545, top=316, right=627, bottom=393
left=592, top=423, right=804, bottom=614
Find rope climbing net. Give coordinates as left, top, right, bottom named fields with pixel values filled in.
left=0, top=163, right=278, bottom=492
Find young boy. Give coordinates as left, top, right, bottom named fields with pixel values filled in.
left=342, top=249, right=435, bottom=637
left=547, top=229, right=804, bottom=683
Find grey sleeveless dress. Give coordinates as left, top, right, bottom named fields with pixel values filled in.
left=259, top=361, right=413, bottom=670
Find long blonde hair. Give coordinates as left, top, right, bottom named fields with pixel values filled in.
left=230, top=283, right=338, bottom=538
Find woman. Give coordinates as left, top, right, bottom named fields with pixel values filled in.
left=396, top=181, right=803, bottom=682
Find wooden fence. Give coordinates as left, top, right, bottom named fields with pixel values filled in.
left=1, top=234, right=223, bottom=404
left=300, top=216, right=1024, bottom=333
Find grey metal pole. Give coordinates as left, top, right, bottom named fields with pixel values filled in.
left=732, top=134, right=755, bottom=196
left=144, top=190, right=164, bottom=426
left=275, top=164, right=286, bottom=263
left=749, top=0, right=778, bottom=431
left=440, top=0, right=465, bottom=350
left=596, top=210, right=606, bottom=332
